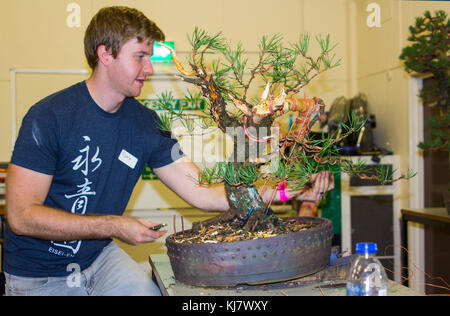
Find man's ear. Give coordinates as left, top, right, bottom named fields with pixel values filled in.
left=97, top=45, right=113, bottom=66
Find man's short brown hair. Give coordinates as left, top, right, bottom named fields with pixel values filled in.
left=84, top=6, right=165, bottom=69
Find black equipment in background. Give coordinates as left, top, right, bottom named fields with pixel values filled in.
left=327, top=94, right=392, bottom=159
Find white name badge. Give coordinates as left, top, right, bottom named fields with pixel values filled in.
left=118, top=149, right=138, bottom=169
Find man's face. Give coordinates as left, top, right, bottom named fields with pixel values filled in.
left=107, top=37, right=154, bottom=98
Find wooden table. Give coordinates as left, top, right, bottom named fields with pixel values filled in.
left=400, top=208, right=450, bottom=286
left=401, top=208, right=450, bottom=229
left=149, top=253, right=421, bottom=296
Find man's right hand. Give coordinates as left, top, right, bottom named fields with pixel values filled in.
left=112, top=216, right=166, bottom=245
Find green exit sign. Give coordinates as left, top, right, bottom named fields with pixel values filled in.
left=151, top=41, right=174, bottom=62
left=138, top=98, right=207, bottom=111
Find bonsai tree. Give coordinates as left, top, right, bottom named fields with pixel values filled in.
left=155, top=28, right=414, bottom=235
left=399, top=10, right=450, bottom=151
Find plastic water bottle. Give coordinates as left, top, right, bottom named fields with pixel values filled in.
left=347, top=242, right=388, bottom=296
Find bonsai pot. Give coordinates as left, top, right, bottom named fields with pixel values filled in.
left=165, top=216, right=333, bottom=286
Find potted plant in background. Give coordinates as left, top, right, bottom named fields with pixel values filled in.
left=399, top=10, right=450, bottom=213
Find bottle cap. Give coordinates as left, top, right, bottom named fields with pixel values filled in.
left=356, top=242, right=378, bottom=254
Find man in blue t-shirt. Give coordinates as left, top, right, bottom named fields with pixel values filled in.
left=4, top=6, right=333, bottom=296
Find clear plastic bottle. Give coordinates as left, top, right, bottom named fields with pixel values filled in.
left=346, top=242, right=388, bottom=296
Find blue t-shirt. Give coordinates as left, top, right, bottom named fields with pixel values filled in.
left=4, top=81, right=183, bottom=277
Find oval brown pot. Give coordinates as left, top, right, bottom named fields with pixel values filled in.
left=165, top=216, right=333, bottom=286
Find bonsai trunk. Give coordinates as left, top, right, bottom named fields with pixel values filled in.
left=192, top=120, right=280, bottom=233
left=191, top=181, right=280, bottom=232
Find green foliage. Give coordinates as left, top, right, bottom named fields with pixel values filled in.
left=198, top=162, right=259, bottom=187
left=400, top=10, right=449, bottom=73
left=400, top=10, right=449, bottom=151
left=376, top=165, right=395, bottom=185
left=153, top=91, right=175, bottom=132
left=188, top=27, right=227, bottom=52
left=186, top=28, right=341, bottom=103
left=407, top=168, right=418, bottom=180
left=154, top=90, right=212, bottom=133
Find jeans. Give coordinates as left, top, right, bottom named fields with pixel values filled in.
left=5, top=242, right=162, bottom=296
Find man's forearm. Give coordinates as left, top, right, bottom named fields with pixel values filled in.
left=7, top=204, right=119, bottom=241
left=191, top=184, right=230, bottom=212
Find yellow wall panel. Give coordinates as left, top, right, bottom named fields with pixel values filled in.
left=0, top=0, right=91, bottom=81
left=354, top=0, right=399, bottom=79
left=222, top=0, right=303, bottom=49
left=0, top=81, right=11, bottom=162
left=304, top=0, right=349, bottom=81
left=305, top=78, right=351, bottom=107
